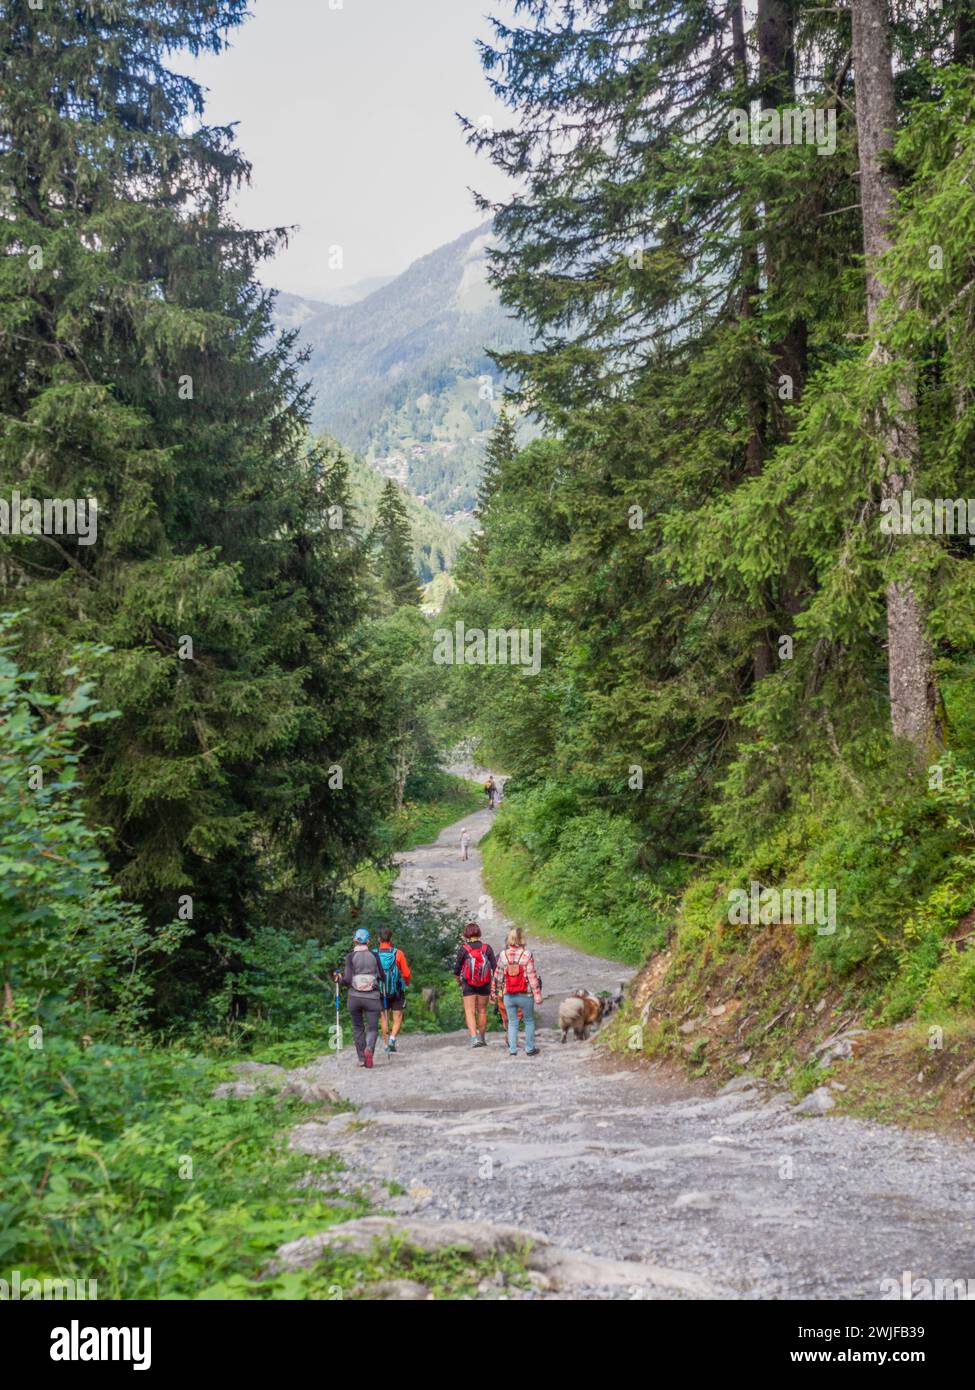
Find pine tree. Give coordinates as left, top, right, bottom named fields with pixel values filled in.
left=373, top=480, right=420, bottom=607
left=0, top=0, right=389, bottom=1015
left=464, top=406, right=517, bottom=577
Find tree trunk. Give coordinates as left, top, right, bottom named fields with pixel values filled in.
left=851, top=0, right=941, bottom=753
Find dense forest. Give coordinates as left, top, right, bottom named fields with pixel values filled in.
left=3, top=0, right=975, bottom=1308
left=449, top=0, right=975, bottom=1062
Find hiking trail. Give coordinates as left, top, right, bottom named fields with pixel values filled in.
left=267, top=771, right=975, bottom=1300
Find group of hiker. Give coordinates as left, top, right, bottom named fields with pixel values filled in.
left=335, top=920, right=543, bottom=1067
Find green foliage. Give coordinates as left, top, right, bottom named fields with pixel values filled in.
left=484, top=784, right=674, bottom=964
left=372, top=480, right=422, bottom=608
left=1, top=1024, right=531, bottom=1299
left=0, top=621, right=182, bottom=1035
left=0, top=0, right=409, bottom=1021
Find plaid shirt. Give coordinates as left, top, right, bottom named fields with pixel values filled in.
left=491, top=946, right=541, bottom=1004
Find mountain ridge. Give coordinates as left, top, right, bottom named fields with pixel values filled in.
left=273, top=220, right=532, bottom=519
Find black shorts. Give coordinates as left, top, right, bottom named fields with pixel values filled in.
left=384, top=992, right=406, bottom=1011
left=459, top=982, right=491, bottom=998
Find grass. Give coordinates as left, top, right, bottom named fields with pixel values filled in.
left=389, top=777, right=484, bottom=852
left=480, top=832, right=634, bottom=963
left=349, top=775, right=483, bottom=899
left=3, top=1035, right=532, bottom=1300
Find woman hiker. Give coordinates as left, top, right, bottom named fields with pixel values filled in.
left=453, top=921, right=496, bottom=1048
left=335, top=927, right=385, bottom=1069
left=491, top=928, right=542, bottom=1057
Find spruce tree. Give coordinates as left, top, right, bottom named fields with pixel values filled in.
left=373, top=480, right=420, bottom=607
left=0, top=0, right=388, bottom=1015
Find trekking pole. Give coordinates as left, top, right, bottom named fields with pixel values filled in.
left=333, top=974, right=342, bottom=1055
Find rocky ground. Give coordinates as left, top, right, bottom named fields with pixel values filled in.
left=267, top=791, right=975, bottom=1300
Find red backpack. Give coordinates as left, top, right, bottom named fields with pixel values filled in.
left=462, top=943, right=492, bottom=989
left=504, top=949, right=528, bottom=995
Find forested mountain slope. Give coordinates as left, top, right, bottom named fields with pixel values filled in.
left=271, top=222, right=533, bottom=518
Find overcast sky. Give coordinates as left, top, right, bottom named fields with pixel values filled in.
left=181, top=0, right=519, bottom=301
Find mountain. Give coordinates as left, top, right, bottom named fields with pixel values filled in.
left=272, top=221, right=533, bottom=520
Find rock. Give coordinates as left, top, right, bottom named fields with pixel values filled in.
left=953, top=1058, right=975, bottom=1087
left=815, top=1038, right=853, bottom=1066
left=269, top=1217, right=543, bottom=1272
left=793, top=1086, right=835, bottom=1116
left=364, top=1279, right=432, bottom=1301
left=710, top=1004, right=727, bottom=1016
left=212, top=1064, right=339, bottom=1105
left=278, top=1080, right=341, bottom=1104
left=736, top=1051, right=753, bottom=1066
left=212, top=1080, right=261, bottom=1099
left=527, top=1246, right=716, bottom=1298
left=718, top=1073, right=764, bottom=1096
left=673, top=1191, right=716, bottom=1211
left=268, top=1217, right=718, bottom=1298
left=814, top=998, right=827, bottom=1013
left=679, top=1016, right=708, bottom=1034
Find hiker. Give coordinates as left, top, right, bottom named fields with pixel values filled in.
left=376, top=925, right=411, bottom=1054
left=483, top=774, right=496, bottom=809
left=459, top=827, right=472, bottom=861
left=336, top=927, right=385, bottom=1069
left=454, top=921, right=496, bottom=1048
left=494, top=924, right=523, bottom=1034
left=491, top=928, right=542, bottom=1057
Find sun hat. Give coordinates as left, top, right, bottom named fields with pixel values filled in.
left=353, top=928, right=369, bottom=944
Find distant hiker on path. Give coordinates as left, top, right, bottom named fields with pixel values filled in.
left=492, top=929, right=542, bottom=1057
left=336, top=928, right=385, bottom=1069
left=376, top=925, right=411, bottom=1054
left=454, top=921, right=496, bottom=1048
left=484, top=775, right=496, bottom=809
left=459, top=827, right=472, bottom=861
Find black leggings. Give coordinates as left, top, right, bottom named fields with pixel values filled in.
left=348, top=994, right=381, bottom=1060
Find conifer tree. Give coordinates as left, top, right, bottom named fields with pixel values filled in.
left=0, top=0, right=389, bottom=1013
left=373, top=480, right=420, bottom=607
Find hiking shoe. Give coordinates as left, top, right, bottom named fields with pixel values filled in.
left=508, top=1049, right=518, bottom=1056
left=357, top=1058, right=366, bottom=1068
left=364, top=1048, right=374, bottom=1069
left=526, top=1048, right=540, bottom=1057
left=388, top=1038, right=397, bottom=1053
left=470, top=1035, right=480, bottom=1048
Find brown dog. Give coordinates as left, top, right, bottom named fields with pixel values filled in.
left=558, top=990, right=604, bottom=1043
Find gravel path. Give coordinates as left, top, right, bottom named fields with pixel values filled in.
left=285, top=788, right=975, bottom=1300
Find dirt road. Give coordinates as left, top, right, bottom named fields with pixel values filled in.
left=281, top=798, right=975, bottom=1299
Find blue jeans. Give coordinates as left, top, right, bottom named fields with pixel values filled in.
left=504, top=992, right=535, bottom=1053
